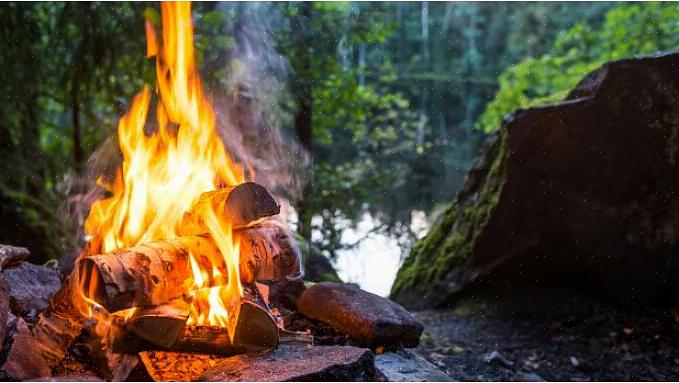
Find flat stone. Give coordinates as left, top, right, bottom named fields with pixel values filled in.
left=29, top=373, right=103, bottom=382
left=200, top=345, right=377, bottom=382
left=375, top=350, right=453, bottom=381
left=1, top=318, right=51, bottom=380
left=3, top=261, right=61, bottom=315
left=0, top=244, right=29, bottom=271
left=297, top=282, right=423, bottom=349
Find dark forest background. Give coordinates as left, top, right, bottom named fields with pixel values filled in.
left=2, top=2, right=678, bottom=264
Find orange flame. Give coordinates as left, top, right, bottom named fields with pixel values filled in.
left=82, top=2, right=244, bottom=329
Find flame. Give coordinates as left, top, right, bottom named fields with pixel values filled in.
left=82, top=2, right=244, bottom=329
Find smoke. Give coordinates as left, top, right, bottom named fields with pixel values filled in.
left=212, top=3, right=308, bottom=202
left=58, top=3, right=306, bottom=271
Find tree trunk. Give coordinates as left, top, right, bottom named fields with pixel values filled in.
left=72, top=81, right=84, bottom=173
left=294, top=1, right=314, bottom=244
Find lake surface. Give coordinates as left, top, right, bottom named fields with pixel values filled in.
left=330, top=211, right=430, bottom=297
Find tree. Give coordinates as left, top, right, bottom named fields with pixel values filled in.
left=477, top=2, right=679, bottom=134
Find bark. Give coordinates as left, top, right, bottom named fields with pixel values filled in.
left=80, top=224, right=301, bottom=313
left=33, top=276, right=85, bottom=370
left=178, top=182, right=280, bottom=236
left=238, top=221, right=302, bottom=283
left=78, top=236, right=213, bottom=313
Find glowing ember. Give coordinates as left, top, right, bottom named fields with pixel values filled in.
left=81, top=2, right=244, bottom=330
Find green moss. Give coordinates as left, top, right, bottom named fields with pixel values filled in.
left=390, top=132, right=508, bottom=299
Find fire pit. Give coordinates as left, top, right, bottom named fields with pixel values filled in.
left=0, top=2, right=437, bottom=381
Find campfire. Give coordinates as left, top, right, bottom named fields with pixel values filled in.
left=72, top=1, right=302, bottom=356
left=0, top=2, right=426, bottom=381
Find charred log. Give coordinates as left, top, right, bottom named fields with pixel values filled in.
left=33, top=276, right=86, bottom=369
left=108, top=285, right=278, bottom=355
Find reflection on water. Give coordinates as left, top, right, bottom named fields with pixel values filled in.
left=331, top=211, right=430, bottom=297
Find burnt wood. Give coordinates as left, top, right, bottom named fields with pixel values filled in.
left=108, top=285, right=279, bottom=355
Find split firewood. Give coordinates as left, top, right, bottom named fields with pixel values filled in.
left=1, top=318, right=51, bottom=380
left=178, top=181, right=280, bottom=236
left=128, top=298, right=190, bottom=348
left=107, top=285, right=279, bottom=355
left=33, top=276, right=86, bottom=369
left=80, top=224, right=301, bottom=313
left=278, top=328, right=314, bottom=347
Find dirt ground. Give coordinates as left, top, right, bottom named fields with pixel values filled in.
left=414, top=286, right=679, bottom=381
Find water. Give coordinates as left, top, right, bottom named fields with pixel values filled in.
left=331, top=211, right=430, bottom=297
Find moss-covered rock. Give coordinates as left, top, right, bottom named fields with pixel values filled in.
left=392, top=52, right=679, bottom=309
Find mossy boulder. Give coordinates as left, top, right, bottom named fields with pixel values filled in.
left=392, top=52, right=679, bottom=309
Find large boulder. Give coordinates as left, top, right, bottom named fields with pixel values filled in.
left=392, top=52, right=679, bottom=309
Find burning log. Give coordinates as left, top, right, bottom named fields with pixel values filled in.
left=128, top=298, right=190, bottom=348
left=78, top=236, right=208, bottom=313
left=33, top=276, right=86, bottom=369
left=108, top=285, right=279, bottom=355
left=178, top=182, right=280, bottom=235
left=79, top=223, right=301, bottom=313
left=238, top=221, right=302, bottom=283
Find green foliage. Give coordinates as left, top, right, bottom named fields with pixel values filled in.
left=477, top=2, right=679, bottom=134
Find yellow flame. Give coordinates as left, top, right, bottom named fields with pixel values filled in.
left=82, top=2, right=244, bottom=328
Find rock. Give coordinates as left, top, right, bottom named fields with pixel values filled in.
left=517, top=372, right=546, bottom=382
left=3, top=261, right=61, bottom=315
left=391, top=52, right=679, bottom=309
left=0, top=277, right=9, bottom=347
left=199, top=345, right=377, bottom=382
left=0, top=244, right=29, bottom=271
left=1, top=318, right=51, bottom=380
left=304, top=253, right=342, bottom=282
left=297, top=282, right=423, bottom=349
left=375, top=349, right=453, bottom=381
left=29, top=373, right=103, bottom=382
left=483, top=351, right=514, bottom=368
left=294, top=233, right=342, bottom=283
left=267, top=279, right=306, bottom=311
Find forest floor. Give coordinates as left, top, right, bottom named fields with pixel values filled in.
left=414, top=286, right=679, bottom=381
